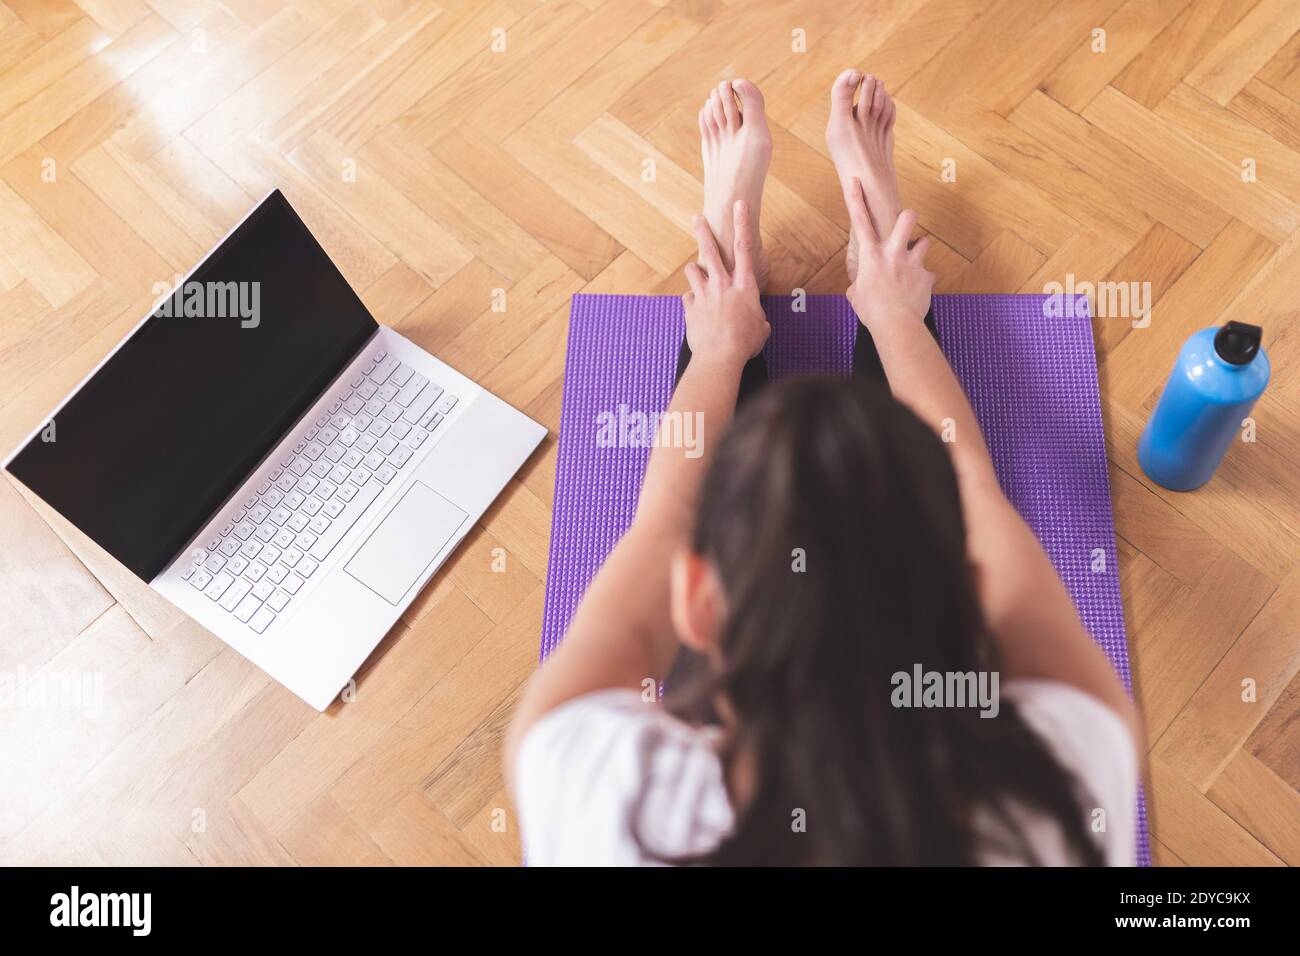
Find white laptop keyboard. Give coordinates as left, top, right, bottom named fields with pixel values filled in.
left=179, top=348, right=458, bottom=634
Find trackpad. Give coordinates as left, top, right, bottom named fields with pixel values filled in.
left=344, top=482, right=467, bottom=605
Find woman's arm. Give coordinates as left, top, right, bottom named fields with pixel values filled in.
left=843, top=180, right=1140, bottom=742
left=505, top=203, right=770, bottom=776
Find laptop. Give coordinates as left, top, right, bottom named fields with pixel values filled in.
left=4, top=189, right=546, bottom=711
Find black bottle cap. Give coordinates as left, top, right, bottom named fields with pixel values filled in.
left=1214, top=321, right=1263, bottom=366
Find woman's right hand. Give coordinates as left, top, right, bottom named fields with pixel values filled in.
left=844, top=178, right=935, bottom=331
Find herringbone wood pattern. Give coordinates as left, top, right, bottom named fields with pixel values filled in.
left=0, top=0, right=1297, bottom=866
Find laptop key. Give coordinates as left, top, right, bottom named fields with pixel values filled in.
left=246, top=561, right=268, bottom=582
left=219, top=579, right=251, bottom=612
left=189, top=568, right=213, bottom=591
left=219, top=539, right=240, bottom=558
left=266, top=589, right=290, bottom=612
left=282, top=573, right=305, bottom=595
left=249, top=608, right=275, bottom=634
left=371, top=355, right=401, bottom=385
left=401, top=385, right=437, bottom=424
left=204, top=573, right=234, bottom=602
left=309, top=480, right=382, bottom=561
left=233, top=593, right=262, bottom=623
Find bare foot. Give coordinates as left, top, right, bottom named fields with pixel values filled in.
left=825, top=68, right=901, bottom=277
left=699, top=78, right=771, bottom=287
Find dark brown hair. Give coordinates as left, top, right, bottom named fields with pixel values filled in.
left=639, top=375, right=1104, bottom=865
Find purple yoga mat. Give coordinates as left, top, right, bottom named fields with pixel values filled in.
left=540, top=292, right=1149, bottom=866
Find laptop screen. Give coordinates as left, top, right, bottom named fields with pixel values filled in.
left=6, top=190, right=378, bottom=582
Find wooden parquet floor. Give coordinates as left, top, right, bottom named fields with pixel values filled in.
left=0, top=0, right=1297, bottom=866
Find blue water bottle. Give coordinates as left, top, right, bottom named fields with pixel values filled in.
left=1138, top=322, right=1270, bottom=491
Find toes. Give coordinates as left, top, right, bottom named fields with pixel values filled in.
left=830, top=68, right=861, bottom=119
left=708, top=88, right=726, bottom=131
left=858, top=74, right=877, bottom=122
left=882, top=96, right=897, bottom=133
left=702, top=96, right=719, bottom=135
left=870, top=79, right=886, bottom=118
left=718, top=80, right=739, bottom=128
left=731, top=78, right=766, bottom=122
left=698, top=106, right=709, bottom=138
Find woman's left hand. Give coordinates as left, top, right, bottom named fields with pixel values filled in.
left=682, top=201, right=769, bottom=368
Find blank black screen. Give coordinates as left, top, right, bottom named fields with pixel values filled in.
left=6, top=190, right=378, bottom=581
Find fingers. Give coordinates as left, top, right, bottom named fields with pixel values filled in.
left=731, top=200, right=755, bottom=282
left=693, top=213, right=724, bottom=277
left=888, top=208, right=918, bottom=252
left=684, top=261, right=706, bottom=299
left=843, top=177, right=876, bottom=247
left=909, top=234, right=931, bottom=261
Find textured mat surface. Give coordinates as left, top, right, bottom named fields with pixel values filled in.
left=540, top=292, right=1149, bottom=865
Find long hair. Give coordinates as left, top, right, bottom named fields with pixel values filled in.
left=636, top=375, right=1104, bottom=865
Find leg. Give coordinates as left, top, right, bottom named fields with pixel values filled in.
left=852, top=301, right=938, bottom=383
left=674, top=77, right=775, bottom=405
left=699, top=79, right=772, bottom=286
left=675, top=335, right=769, bottom=405
left=825, top=69, right=901, bottom=276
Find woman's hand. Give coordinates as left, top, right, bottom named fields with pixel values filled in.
left=844, top=177, right=935, bottom=331
left=683, top=200, right=769, bottom=368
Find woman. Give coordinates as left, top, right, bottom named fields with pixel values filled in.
left=505, top=74, right=1140, bottom=866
